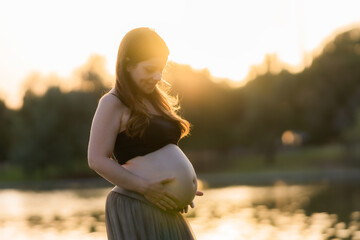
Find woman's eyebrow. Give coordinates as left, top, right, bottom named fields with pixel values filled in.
left=146, top=65, right=162, bottom=70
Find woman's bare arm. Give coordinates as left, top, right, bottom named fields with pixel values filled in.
left=87, top=94, right=179, bottom=210
left=87, top=94, right=147, bottom=193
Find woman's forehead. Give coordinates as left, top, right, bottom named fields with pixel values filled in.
left=141, top=57, right=167, bottom=67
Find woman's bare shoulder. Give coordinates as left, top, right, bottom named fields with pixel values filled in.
left=98, top=89, right=127, bottom=114
left=96, top=89, right=130, bottom=132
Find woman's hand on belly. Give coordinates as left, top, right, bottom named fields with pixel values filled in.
left=123, top=145, right=198, bottom=208
left=141, top=176, right=180, bottom=211
left=179, top=190, right=204, bottom=214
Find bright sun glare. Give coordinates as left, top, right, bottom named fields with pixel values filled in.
left=0, top=0, right=360, bottom=109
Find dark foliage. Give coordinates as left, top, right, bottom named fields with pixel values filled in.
left=1, top=27, right=360, bottom=176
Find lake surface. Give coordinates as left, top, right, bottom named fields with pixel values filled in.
left=0, top=180, right=359, bottom=240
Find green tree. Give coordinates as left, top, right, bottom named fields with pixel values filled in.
left=0, top=100, right=12, bottom=163
left=294, top=28, right=360, bottom=143
left=9, top=87, right=99, bottom=177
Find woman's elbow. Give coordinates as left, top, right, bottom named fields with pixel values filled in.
left=87, top=154, right=100, bottom=170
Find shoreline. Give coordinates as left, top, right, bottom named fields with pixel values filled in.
left=198, top=168, right=360, bottom=188
left=0, top=168, right=360, bottom=190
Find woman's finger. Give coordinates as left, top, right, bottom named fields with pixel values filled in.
left=162, top=195, right=178, bottom=209
left=158, top=199, right=173, bottom=210
left=190, top=201, right=195, bottom=208
left=164, top=191, right=180, bottom=204
left=196, top=191, right=204, bottom=196
left=160, top=176, right=175, bottom=184
left=154, top=201, right=166, bottom=211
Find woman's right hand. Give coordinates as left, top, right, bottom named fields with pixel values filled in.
left=142, top=176, right=179, bottom=211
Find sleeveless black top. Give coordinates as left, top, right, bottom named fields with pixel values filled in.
left=113, top=115, right=181, bottom=164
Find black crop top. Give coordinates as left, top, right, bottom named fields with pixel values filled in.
left=113, top=115, right=181, bottom=164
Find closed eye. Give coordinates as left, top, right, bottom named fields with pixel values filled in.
left=146, top=68, right=156, bottom=73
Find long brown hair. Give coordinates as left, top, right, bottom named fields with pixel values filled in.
left=114, top=27, right=190, bottom=138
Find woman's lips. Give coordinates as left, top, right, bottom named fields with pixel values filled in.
left=146, top=79, right=158, bottom=87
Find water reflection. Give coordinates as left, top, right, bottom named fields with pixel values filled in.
left=0, top=182, right=359, bottom=240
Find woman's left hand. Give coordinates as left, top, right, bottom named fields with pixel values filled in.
left=179, top=191, right=204, bottom=214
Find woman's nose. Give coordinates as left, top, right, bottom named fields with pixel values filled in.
left=153, top=72, right=162, bottom=81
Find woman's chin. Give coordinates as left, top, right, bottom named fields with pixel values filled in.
left=141, top=87, right=155, bottom=95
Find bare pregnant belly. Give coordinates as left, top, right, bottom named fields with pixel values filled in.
left=113, top=144, right=197, bottom=208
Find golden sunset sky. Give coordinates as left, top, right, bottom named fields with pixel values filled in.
left=0, top=0, right=359, bottom=109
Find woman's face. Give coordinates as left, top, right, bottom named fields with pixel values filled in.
left=128, top=57, right=166, bottom=95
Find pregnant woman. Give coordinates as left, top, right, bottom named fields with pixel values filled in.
left=87, top=27, right=202, bottom=240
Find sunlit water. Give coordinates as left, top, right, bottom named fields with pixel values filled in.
left=0, top=181, right=359, bottom=240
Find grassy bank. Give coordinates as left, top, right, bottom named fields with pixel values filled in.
left=196, top=143, right=360, bottom=187
left=228, top=143, right=356, bottom=173
left=1, top=143, right=359, bottom=185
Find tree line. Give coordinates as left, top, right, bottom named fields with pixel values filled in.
left=0, top=27, right=360, bottom=178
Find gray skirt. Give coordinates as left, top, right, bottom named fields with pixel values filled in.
left=105, top=189, right=196, bottom=240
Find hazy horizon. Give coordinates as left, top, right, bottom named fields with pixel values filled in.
left=1, top=0, right=360, bottom=109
